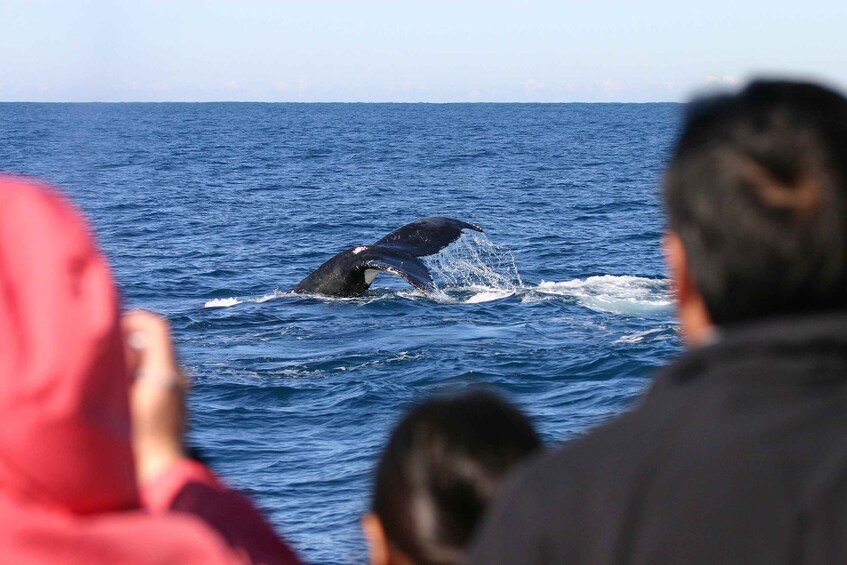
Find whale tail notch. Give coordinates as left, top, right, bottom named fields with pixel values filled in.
left=292, top=217, right=482, bottom=297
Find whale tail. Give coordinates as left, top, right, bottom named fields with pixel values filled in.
left=292, top=217, right=483, bottom=297
left=374, top=217, right=483, bottom=256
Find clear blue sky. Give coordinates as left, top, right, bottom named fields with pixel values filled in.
left=1, top=0, right=844, bottom=102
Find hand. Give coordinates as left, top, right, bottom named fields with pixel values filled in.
left=122, top=310, right=190, bottom=485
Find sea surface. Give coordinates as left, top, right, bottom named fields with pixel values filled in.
left=2, top=102, right=683, bottom=564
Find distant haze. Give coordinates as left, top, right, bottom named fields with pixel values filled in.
left=1, top=0, right=845, bottom=102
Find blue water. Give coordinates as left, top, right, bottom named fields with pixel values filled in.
left=1, top=102, right=683, bottom=564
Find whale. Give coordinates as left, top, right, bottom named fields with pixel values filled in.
left=292, top=217, right=483, bottom=297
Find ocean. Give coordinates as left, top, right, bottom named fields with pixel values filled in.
left=1, top=102, right=683, bottom=564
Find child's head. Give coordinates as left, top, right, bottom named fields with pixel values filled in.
left=363, top=390, right=541, bottom=565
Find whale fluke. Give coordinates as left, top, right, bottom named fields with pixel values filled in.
left=374, top=217, right=483, bottom=256
left=292, top=217, right=483, bottom=297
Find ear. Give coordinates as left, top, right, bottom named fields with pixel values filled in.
left=362, top=513, right=391, bottom=565
left=663, top=232, right=691, bottom=303
left=663, top=232, right=715, bottom=345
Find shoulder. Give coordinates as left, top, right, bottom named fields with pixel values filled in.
left=86, top=510, right=244, bottom=565
left=511, top=406, right=659, bottom=510
left=0, top=497, right=242, bottom=565
left=469, top=379, right=694, bottom=565
left=469, top=407, right=661, bottom=565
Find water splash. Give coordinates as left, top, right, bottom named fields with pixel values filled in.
left=531, top=275, right=672, bottom=315
left=424, top=232, right=523, bottom=292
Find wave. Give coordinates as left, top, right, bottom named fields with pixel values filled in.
left=203, top=289, right=396, bottom=308
left=614, top=326, right=678, bottom=344
left=204, top=290, right=286, bottom=308
left=204, top=297, right=243, bottom=308
left=396, top=285, right=516, bottom=305
left=530, top=275, right=672, bottom=315
left=464, top=289, right=516, bottom=303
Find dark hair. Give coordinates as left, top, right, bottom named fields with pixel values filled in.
left=371, top=390, right=541, bottom=565
left=664, top=80, right=847, bottom=325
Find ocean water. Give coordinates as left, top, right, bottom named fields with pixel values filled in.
left=1, top=102, right=683, bottom=564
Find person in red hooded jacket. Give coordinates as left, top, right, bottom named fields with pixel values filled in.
left=0, top=176, right=302, bottom=565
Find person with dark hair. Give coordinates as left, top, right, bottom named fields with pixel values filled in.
left=469, top=80, right=847, bottom=564
left=0, top=176, right=301, bottom=564
left=362, top=390, right=541, bottom=565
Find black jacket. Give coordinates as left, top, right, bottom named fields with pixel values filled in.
left=470, top=313, right=847, bottom=564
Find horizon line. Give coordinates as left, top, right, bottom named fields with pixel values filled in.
left=0, top=99, right=684, bottom=104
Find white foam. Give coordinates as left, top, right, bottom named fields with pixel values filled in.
left=398, top=287, right=455, bottom=303
left=205, top=275, right=669, bottom=313
left=204, top=297, right=242, bottom=308
left=253, top=291, right=286, bottom=303
left=535, top=275, right=672, bottom=315
left=465, top=289, right=515, bottom=303
left=204, top=290, right=287, bottom=308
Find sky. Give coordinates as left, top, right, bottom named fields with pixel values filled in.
left=0, top=0, right=845, bottom=102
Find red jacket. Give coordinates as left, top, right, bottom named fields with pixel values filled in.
left=0, top=176, right=301, bottom=564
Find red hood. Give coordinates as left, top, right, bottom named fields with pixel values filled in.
left=0, top=176, right=138, bottom=514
